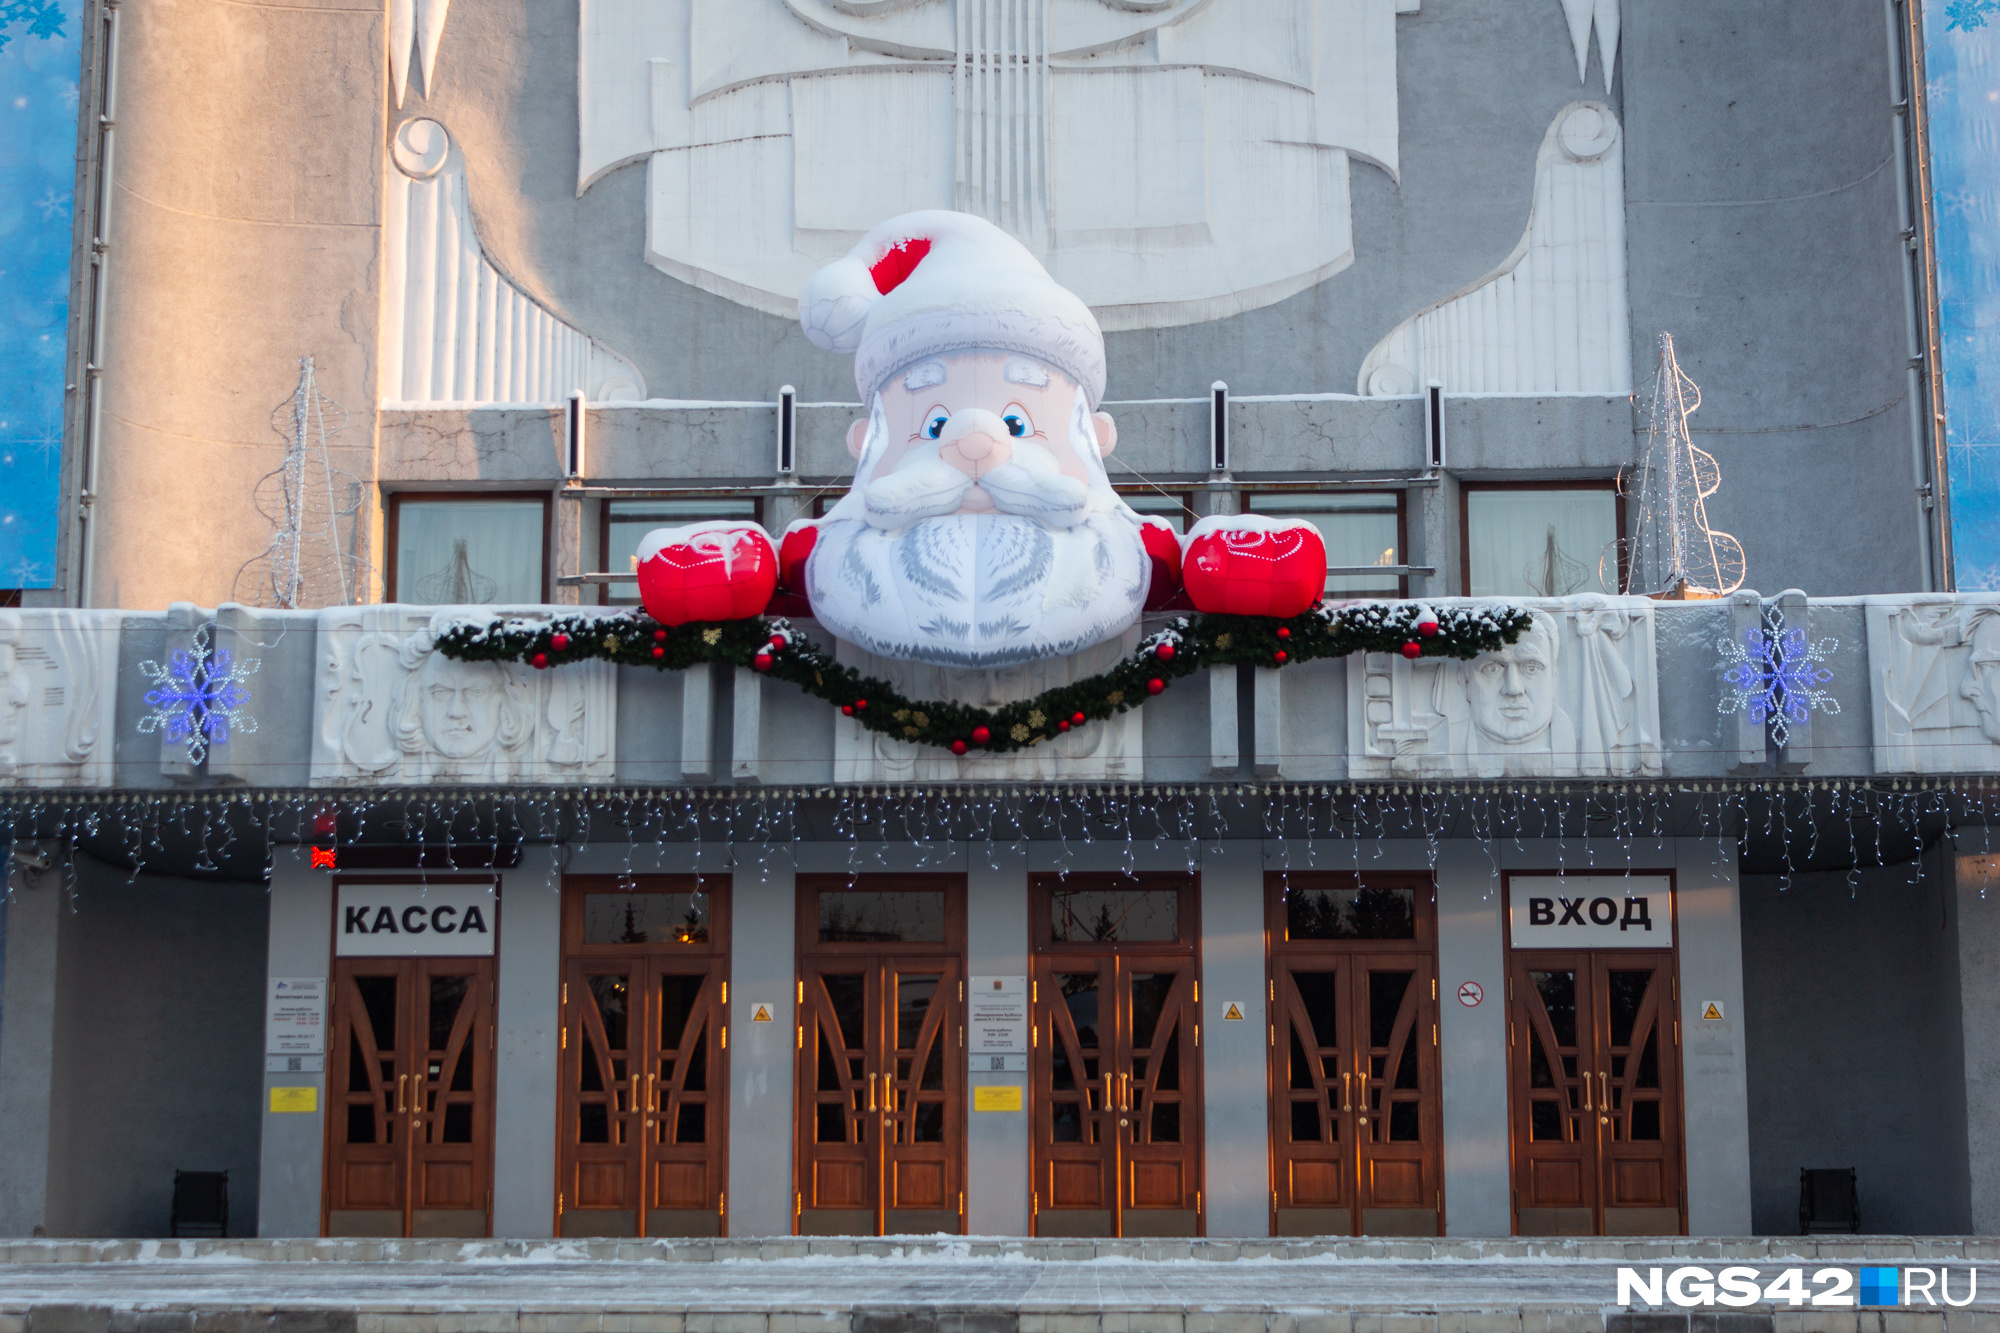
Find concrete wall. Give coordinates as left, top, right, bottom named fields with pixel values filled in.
left=1740, top=858, right=1973, bottom=1235
left=80, top=0, right=1931, bottom=605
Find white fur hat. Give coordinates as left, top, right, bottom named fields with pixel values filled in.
left=799, top=210, right=1107, bottom=409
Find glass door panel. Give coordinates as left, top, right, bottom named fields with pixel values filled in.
left=559, top=875, right=731, bottom=1238
left=795, top=875, right=966, bottom=1236
left=1032, top=873, right=1201, bottom=1239
left=1268, top=873, right=1439, bottom=1238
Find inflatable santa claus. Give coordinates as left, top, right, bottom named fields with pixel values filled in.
left=636, top=210, right=1326, bottom=669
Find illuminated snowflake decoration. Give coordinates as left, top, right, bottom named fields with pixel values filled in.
left=1719, top=607, right=1839, bottom=747
left=137, top=624, right=260, bottom=765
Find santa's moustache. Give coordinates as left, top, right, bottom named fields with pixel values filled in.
left=861, top=437, right=1092, bottom=530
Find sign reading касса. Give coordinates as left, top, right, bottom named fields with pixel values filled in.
left=335, top=883, right=497, bottom=956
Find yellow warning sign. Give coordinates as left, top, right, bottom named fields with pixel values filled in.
left=1701, top=1002, right=1724, bottom=1021
left=1222, top=1003, right=1245, bottom=1021
left=269, top=1087, right=318, bottom=1113
left=974, top=1086, right=1023, bottom=1112
left=751, top=1004, right=774, bottom=1023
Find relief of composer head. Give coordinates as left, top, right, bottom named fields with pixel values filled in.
left=391, top=646, right=531, bottom=779
left=1460, top=610, right=1572, bottom=775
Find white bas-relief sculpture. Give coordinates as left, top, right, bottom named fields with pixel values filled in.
left=1865, top=595, right=2000, bottom=774
left=832, top=631, right=1142, bottom=782
left=1348, top=596, right=1661, bottom=778
left=0, top=611, right=118, bottom=789
left=1357, top=102, right=1631, bottom=397
left=578, top=0, right=1401, bottom=330
left=1557, top=0, right=1619, bottom=91
left=382, top=119, right=647, bottom=406
left=312, top=607, right=615, bottom=785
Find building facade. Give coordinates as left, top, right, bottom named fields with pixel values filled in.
left=0, top=0, right=1992, bottom=1244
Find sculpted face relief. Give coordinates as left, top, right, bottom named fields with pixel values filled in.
left=1465, top=614, right=1561, bottom=746
left=420, top=655, right=508, bottom=760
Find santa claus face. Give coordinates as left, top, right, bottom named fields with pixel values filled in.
left=807, top=349, right=1150, bottom=668
left=843, top=350, right=1119, bottom=530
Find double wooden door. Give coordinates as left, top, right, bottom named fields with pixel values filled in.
left=559, top=876, right=730, bottom=1237
left=796, top=875, right=966, bottom=1235
left=1507, top=951, right=1683, bottom=1235
left=1267, top=874, right=1441, bottom=1236
left=1031, top=874, right=1202, bottom=1238
left=325, top=957, right=494, bottom=1236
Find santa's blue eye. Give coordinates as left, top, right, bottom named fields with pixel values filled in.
left=925, top=413, right=948, bottom=439
left=1003, top=412, right=1029, bottom=437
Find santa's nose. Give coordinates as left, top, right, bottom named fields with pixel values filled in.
left=937, top=409, right=1013, bottom=477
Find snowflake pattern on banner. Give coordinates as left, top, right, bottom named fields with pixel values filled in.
left=137, top=624, right=260, bottom=765
left=1718, top=607, right=1839, bottom=747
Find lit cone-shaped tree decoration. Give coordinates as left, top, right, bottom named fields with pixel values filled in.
left=1606, top=332, right=1745, bottom=598
left=234, top=357, right=372, bottom=608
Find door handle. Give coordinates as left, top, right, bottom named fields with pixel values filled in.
left=648, top=1071, right=657, bottom=1113
left=1598, top=1071, right=1608, bottom=1111
left=397, top=1073, right=407, bottom=1113
left=1122, top=1073, right=1130, bottom=1111
left=1341, top=1071, right=1352, bottom=1112
left=868, top=1071, right=878, bottom=1112
left=1582, top=1072, right=1593, bottom=1112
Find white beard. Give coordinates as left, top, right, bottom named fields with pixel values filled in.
left=807, top=511, right=1150, bottom=668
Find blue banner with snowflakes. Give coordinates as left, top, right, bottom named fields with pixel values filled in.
left=1929, top=2, right=2000, bottom=590
left=0, top=0, right=79, bottom=590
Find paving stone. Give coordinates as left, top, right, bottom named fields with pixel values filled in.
left=602, top=1314, right=685, bottom=1333
left=684, top=1315, right=767, bottom=1333
left=1352, top=1316, right=1441, bottom=1333
left=1519, top=1310, right=1600, bottom=1333
left=1437, top=1314, right=1521, bottom=1333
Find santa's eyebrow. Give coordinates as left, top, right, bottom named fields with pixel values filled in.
left=903, top=360, right=947, bottom=391
left=1003, top=359, right=1050, bottom=387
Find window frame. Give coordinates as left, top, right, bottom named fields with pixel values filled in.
left=1458, top=479, right=1626, bottom=598
left=1241, top=488, right=1409, bottom=600
left=384, top=489, right=553, bottom=605
left=1113, top=485, right=1198, bottom=533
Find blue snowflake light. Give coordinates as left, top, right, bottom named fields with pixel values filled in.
left=138, top=624, right=259, bottom=765
left=1719, top=607, right=1839, bottom=747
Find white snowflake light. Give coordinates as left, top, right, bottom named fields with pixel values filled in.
left=138, top=624, right=261, bottom=765
left=1719, top=606, right=1839, bottom=747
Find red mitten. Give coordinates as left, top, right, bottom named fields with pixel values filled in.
left=768, top=519, right=819, bottom=617
left=1139, top=516, right=1184, bottom=612
left=1181, top=516, right=1326, bottom=618
left=636, top=522, right=778, bottom=626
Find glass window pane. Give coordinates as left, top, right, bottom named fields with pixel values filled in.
left=395, top=499, right=544, bottom=604
left=582, top=892, right=710, bottom=945
left=1247, top=493, right=1400, bottom=596
left=1284, top=884, right=1416, bottom=940
left=603, top=499, right=760, bottom=605
left=1117, top=490, right=1195, bottom=533
left=1049, top=888, right=1179, bottom=942
left=1464, top=488, right=1618, bottom=598
left=817, top=891, right=946, bottom=942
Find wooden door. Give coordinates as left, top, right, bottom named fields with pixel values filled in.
left=795, top=875, right=966, bottom=1236
left=1267, top=873, right=1440, bottom=1237
left=1507, top=951, right=1683, bottom=1235
left=558, top=876, right=730, bottom=1237
left=325, top=957, right=495, bottom=1237
left=1031, top=873, right=1202, bottom=1238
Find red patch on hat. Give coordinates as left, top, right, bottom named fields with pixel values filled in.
left=870, top=238, right=931, bottom=295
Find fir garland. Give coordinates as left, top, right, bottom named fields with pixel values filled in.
left=434, top=602, right=1536, bottom=756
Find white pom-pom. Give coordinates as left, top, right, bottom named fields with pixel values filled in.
left=798, top=258, right=877, bottom=353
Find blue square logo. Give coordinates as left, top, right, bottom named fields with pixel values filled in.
left=1859, top=1267, right=1901, bottom=1306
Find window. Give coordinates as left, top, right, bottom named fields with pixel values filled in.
left=1115, top=487, right=1197, bottom=533
left=600, top=498, right=762, bottom=605
left=1245, top=491, right=1403, bottom=597
left=390, top=494, right=548, bottom=604
left=1462, top=484, right=1620, bottom=597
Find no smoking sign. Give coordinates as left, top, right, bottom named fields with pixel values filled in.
left=1457, top=981, right=1484, bottom=1007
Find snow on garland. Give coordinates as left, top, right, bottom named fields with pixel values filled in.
left=433, top=602, right=1536, bottom=756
